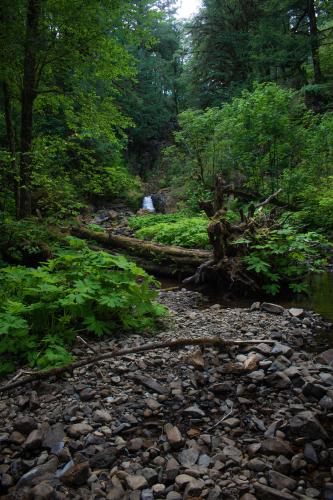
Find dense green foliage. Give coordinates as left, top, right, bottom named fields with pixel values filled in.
left=129, top=213, right=211, bottom=249
left=0, top=239, right=165, bottom=374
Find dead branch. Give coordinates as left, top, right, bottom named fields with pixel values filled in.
left=0, top=337, right=275, bottom=393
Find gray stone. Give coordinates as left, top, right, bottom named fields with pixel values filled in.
left=248, top=370, right=265, bottom=382
left=209, top=382, right=234, bottom=393
left=141, top=467, right=158, bottom=485
left=271, top=343, right=293, bottom=357
left=268, top=470, right=297, bottom=491
left=184, top=478, right=205, bottom=497
left=16, top=457, right=59, bottom=489
left=24, top=428, right=44, bottom=450
left=289, top=308, right=304, bottom=318
left=183, top=405, right=206, bottom=418
left=31, top=481, right=57, bottom=500
left=287, top=411, right=328, bottom=440
left=222, top=445, right=243, bottom=464
left=179, top=447, right=199, bottom=467
left=247, top=458, right=267, bottom=472
left=254, top=482, right=296, bottom=500
left=89, top=449, right=117, bottom=468
left=316, top=349, right=333, bottom=366
left=302, top=382, right=327, bottom=399
left=273, top=456, right=291, bottom=475
left=261, top=438, right=293, bottom=456
left=175, top=474, right=193, bottom=487
left=266, top=372, right=291, bottom=389
left=261, top=303, right=285, bottom=315
left=141, top=489, right=154, bottom=500
left=93, top=409, right=112, bottom=423
left=165, top=424, right=183, bottom=449
left=13, top=416, right=37, bottom=435
left=125, top=475, right=148, bottom=490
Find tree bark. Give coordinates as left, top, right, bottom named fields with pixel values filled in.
left=19, top=0, right=42, bottom=218
left=2, top=81, right=19, bottom=214
left=307, top=0, right=322, bottom=83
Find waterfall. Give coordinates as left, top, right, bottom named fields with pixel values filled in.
left=142, top=195, right=155, bottom=212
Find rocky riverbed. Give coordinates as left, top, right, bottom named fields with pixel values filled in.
left=1, top=290, right=333, bottom=500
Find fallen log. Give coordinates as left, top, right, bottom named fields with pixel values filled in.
left=71, top=226, right=212, bottom=275
left=0, top=337, right=275, bottom=393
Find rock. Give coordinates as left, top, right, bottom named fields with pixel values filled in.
left=42, top=423, right=65, bottom=453
left=261, top=438, right=293, bottom=456
left=240, top=495, right=257, bottom=500
left=144, top=398, right=161, bottom=411
left=244, top=354, right=260, bottom=371
left=24, top=428, right=44, bottom=450
left=125, top=474, right=148, bottom=490
left=128, top=438, right=144, bottom=451
left=131, top=373, right=169, bottom=395
left=316, top=349, right=333, bottom=365
left=268, top=470, right=297, bottom=491
left=254, top=482, right=296, bottom=499
left=165, top=424, right=183, bottom=449
left=302, top=382, right=327, bottom=399
left=16, top=457, right=58, bottom=489
left=141, top=489, right=154, bottom=500
left=183, top=405, right=206, bottom=418
left=179, top=447, right=199, bottom=467
left=60, top=461, right=90, bottom=487
left=141, top=468, right=158, bottom=485
left=247, top=458, right=267, bottom=472
left=289, top=308, right=304, bottom=317
left=13, top=416, right=37, bottom=435
left=79, top=387, right=96, bottom=401
left=248, top=370, right=265, bottom=382
left=31, top=481, right=57, bottom=500
left=222, top=417, right=241, bottom=428
left=304, top=443, right=318, bottom=464
left=175, top=474, right=194, bottom=488
left=209, top=382, right=234, bottom=393
left=152, top=483, right=166, bottom=495
left=184, top=478, right=205, bottom=497
left=67, top=422, right=93, bottom=438
left=271, top=343, right=293, bottom=357
left=287, top=411, right=328, bottom=440
left=265, top=372, right=291, bottom=389
left=222, top=446, right=243, bottom=464
left=187, top=349, right=205, bottom=369
left=9, top=431, right=25, bottom=445
left=165, top=457, right=180, bottom=481
left=93, top=409, right=112, bottom=423
left=319, top=395, right=333, bottom=409
left=261, top=303, right=285, bottom=315
left=166, top=493, right=182, bottom=500
left=273, top=456, right=291, bottom=475
left=89, top=449, right=117, bottom=468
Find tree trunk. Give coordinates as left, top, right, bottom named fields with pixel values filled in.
left=19, top=0, right=42, bottom=218
left=307, top=0, right=322, bottom=83
left=2, top=81, right=19, bottom=215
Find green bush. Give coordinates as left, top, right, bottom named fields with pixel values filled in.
left=0, top=238, right=165, bottom=374
left=129, top=213, right=211, bottom=249
left=236, top=221, right=331, bottom=295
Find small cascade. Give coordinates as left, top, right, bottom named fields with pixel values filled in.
left=142, top=195, right=155, bottom=212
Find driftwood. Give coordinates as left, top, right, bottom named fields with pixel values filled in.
left=186, top=186, right=284, bottom=290
left=0, top=337, right=275, bottom=393
left=71, top=226, right=211, bottom=277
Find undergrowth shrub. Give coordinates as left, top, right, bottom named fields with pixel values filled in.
left=129, top=213, right=211, bottom=249
left=0, top=238, right=165, bottom=374
left=235, top=221, right=331, bottom=295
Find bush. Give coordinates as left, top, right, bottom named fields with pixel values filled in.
left=0, top=238, right=165, bottom=374
left=237, top=221, right=331, bottom=295
left=129, top=213, right=211, bottom=249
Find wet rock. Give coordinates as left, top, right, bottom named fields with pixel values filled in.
left=13, top=416, right=38, bottom=435
left=60, top=461, right=90, bottom=487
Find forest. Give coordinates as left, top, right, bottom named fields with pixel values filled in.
left=0, top=0, right=333, bottom=371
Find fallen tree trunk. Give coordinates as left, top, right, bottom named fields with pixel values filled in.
left=0, top=337, right=275, bottom=393
left=71, top=226, right=212, bottom=276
